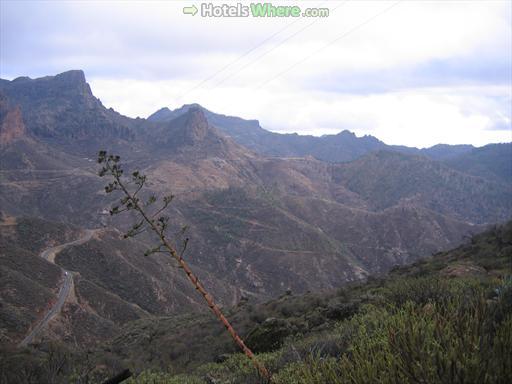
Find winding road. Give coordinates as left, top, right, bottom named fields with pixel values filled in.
left=18, top=229, right=96, bottom=347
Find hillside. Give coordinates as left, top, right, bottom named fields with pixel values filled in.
left=110, top=220, right=512, bottom=383
left=0, top=217, right=79, bottom=345
left=0, top=71, right=510, bottom=379
left=445, top=143, right=512, bottom=184
left=332, top=150, right=512, bottom=224
left=3, top=220, right=509, bottom=383
left=0, top=216, right=242, bottom=347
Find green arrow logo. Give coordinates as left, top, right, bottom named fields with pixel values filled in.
left=183, top=5, right=198, bottom=16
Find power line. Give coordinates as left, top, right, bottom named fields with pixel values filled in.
left=254, top=0, right=403, bottom=90
left=206, top=0, right=349, bottom=91
left=174, top=8, right=305, bottom=103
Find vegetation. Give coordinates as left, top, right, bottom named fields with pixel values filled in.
left=122, top=221, right=511, bottom=383
left=97, top=152, right=271, bottom=381
left=446, top=143, right=512, bottom=184
left=1, top=220, right=510, bottom=383
left=0, top=341, right=121, bottom=384
left=0, top=217, right=76, bottom=345
left=333, top=150, right=512, bottom=224
left=2, top=69, right=511, bottom=384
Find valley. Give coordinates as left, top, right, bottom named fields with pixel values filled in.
left=0, top=70, right=510, bottom=382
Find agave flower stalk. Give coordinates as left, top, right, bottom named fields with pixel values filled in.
left=97, top=151, right=271, bottom=381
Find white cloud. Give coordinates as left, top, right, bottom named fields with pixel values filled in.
left=89, top=77, right=511, bottom=147
left=2, top=0, right=511, bottom=147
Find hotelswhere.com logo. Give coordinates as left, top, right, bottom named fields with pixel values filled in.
left=183, top=3, right=330, bottom=18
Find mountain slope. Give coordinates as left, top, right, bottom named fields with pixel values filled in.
left=0, top=216, right=240, bottom=347
left=1, top=72, right=509, bottom=298
left=0, top=217, right=79, bottom=345
left=331, top=150, right=512, bottom=224
left=1, top=70, right=511, bottom=354
left=98, top=221, right=512, bottom=381
left=445, top=143, right=512, bottom=184
left=2, top=221, right=509, bottom=383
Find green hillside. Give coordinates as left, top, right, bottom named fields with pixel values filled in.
left=123, top=221, right=512, bottom=383
left=3, top=221, right=510, bottom=383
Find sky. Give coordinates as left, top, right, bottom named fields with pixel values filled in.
left=1, top=0, right=511, bottom=148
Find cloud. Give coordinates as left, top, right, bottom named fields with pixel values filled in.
left=1, top=0, right=511, bottom=147
left=254, top=87, right=512, bottom=148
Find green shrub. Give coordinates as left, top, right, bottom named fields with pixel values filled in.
left=195, top=352, right=278, bottom=384
left=126, top=370, right=203, bottom=384
left=272, top=279, right=512, bottom=384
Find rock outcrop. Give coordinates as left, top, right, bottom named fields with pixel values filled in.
left=0, top=99, right=26, bottom=144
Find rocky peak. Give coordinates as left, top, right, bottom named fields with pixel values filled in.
left=336, top=129, right=357, bottom=138
left=52, top=70, right=92, bottom=96
left=149, top=107, right=172, bottom=120
left=148, top=106, right=246, bottom=159
left=0, top=70, right=94, bottom=103
left=54, top=69, right=87, bottom=82
left=147, top=107, right=176, bottom=122
left=158, top=107, right=210, bottom=148
left=182, top=107, right=209, bottom=142
left=0, top=70, right=134, bottom=144
left=182, top=103, right=203, bottom=110
left=148, top=104, right=206, bottom=122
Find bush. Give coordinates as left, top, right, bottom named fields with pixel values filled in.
left=195, top=353, right=278, bottom=384
left=126, top=370, right=203, bottom=384
left=246, top=318, right=293, bottom=353
left=272, top=279, right=512, bottom=384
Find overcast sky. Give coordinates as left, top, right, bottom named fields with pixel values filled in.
left=1, top=0, right=511, bottom=147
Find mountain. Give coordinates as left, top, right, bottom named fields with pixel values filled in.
left=420, top=143, right=474, bottom=160
left=0, top=70, right=511, bottom=355
left=445, top=143, right=512, bottom=184
left=148, top=104, right=389, bottom=162
left=0, top=93, right=91, bottom=172
left=144, top=106, right=252, bottom=161
left=332, top=150, right=512, bottom=224
left=149, top=104, right=270, bottom=145
left=0, top=70, right=137, bottom=154
left=148, top=104, right=482, bottom=164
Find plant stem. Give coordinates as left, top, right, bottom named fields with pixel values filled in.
left=109, top=164, right=271, bottom=381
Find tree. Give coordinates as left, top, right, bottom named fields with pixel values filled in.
left=97, top=151, right=271, bottom=381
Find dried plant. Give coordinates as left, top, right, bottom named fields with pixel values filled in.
left=97, top=151, right=271, bottom=381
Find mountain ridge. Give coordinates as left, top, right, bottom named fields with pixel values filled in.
left=1, top=69, right=510, bottom=352
left=148, top=102, right=509, bottom=165
left=149, top=102, right=510, bottom=184
left=1, top=71, right=508, bottom=167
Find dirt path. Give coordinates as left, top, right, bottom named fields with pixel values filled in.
left=18, top=229, right=96, bottom=347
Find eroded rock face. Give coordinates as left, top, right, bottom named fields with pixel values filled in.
left=183, top=107, right=209, bottom=143
left=0, top=70, right=134, bottom=143
left=159, top=107, right=210, bottom=148
left=0, top=98, right=26, bottom=144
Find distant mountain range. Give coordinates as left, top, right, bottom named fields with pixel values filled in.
left=1, top=70, right=511, bottom=347
left=148, top=102, right=511, bottom=185
left=148, top=103, right=505, bottom=167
